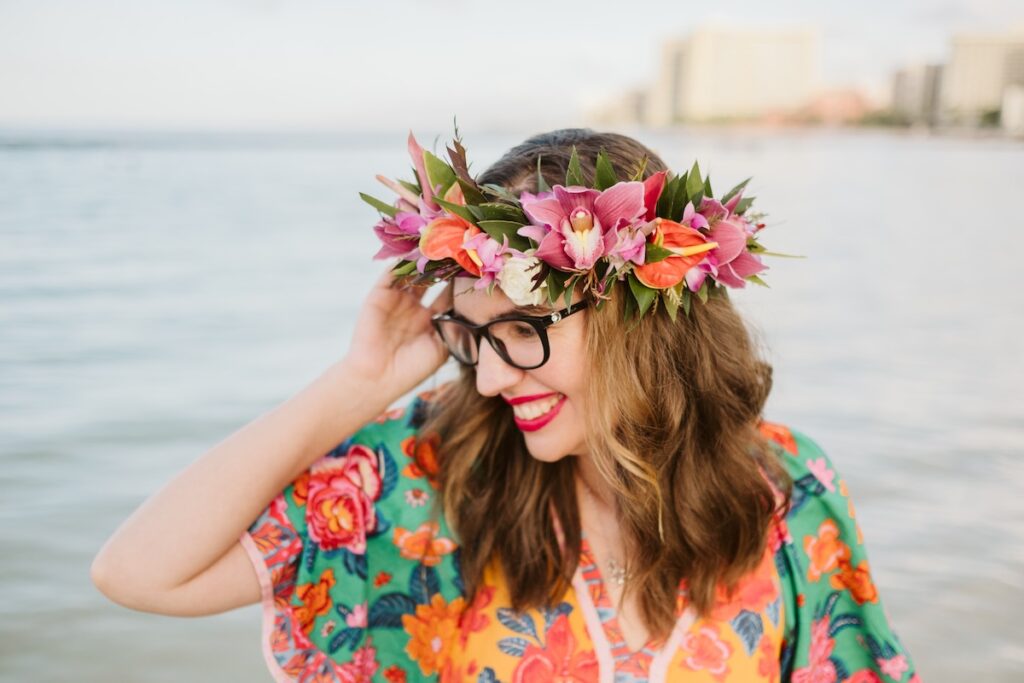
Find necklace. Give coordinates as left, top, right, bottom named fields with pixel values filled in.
left=578, top=475, right=634, bottom=586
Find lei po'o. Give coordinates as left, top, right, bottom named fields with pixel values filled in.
left=364, top=128, right=796, bottom=324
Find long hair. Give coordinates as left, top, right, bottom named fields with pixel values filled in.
left=418, top=128, right=793, bottom=643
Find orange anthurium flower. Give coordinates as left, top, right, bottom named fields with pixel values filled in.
left=419, top=214, right=482, bottom=276
left=633, top=218, right=717, bottom=290
left=443, top=181, right=466, bottom=205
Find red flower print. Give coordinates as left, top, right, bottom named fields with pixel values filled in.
left=679, top=624, right=732, bottom=681
left=373, top=571, right=392, bottom=588
left=830, top=559, right=879, bottom=605
left=511, top=613, right=598, bottom=683
left=457, top=584, right=495, bottom=648
left=846, top=671, right=883, bottom=683
left=401, top=432, right=442, bottom=488
left=393, top=521, right=457, bottom=567
left=758, top=421, right=798, bottom=455
left=804, top=519, right=852, bottom=582
left=710, top=546, right=779, bottom=620
left=305, top=445, right=384, bottom=554
left=757, top=634, right=780, bottom=682
left=791, top=617, right=837, bottom=683
left=294, top=567, right=337, bottom=636
left=877, top=654, right=909, bottom=679
left=382, top=664, right=407, bottom=683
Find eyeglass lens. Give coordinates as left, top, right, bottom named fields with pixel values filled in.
left=434, top=318, right=545, bottom=369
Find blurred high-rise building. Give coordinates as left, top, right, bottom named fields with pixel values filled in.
left=646, top=25, right=822, bottom=125
left=942, top=28, right=1024, bottom=125
left=892, top=64, right=945, bottom=126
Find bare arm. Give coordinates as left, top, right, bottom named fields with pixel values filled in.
left=91, top=269, right=453, bottom=615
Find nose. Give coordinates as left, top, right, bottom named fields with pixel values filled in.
left=474, top=333, right=525, bottom=397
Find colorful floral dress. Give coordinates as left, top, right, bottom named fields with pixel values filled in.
left=240, top=387, right=920, bottom=683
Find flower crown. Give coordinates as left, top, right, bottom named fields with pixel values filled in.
left=365, top=128, right=795, bottom=324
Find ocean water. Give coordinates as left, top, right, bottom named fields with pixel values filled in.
left=1, top=127, right=1021, bottom=681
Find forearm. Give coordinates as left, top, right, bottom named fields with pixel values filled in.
left=92, top=359, right=395, bottom=596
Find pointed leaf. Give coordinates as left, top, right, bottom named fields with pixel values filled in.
left=745, top=274, right=770, bottom=287
left=457, top=178, right=488, bottom=205
left=423, top=151, right=457, bottom=196
left=563, top=276, right=577, bottom=310
left=565, top=146, right=585, bottom=187
left=627, top=273, right=657, bottom=318
left=629, top=155, right=650, bottom=181
left=536, top=155, right=551, bottom=193
left=433, top=197, right=475, bottom=222
left=478, top=202, right=527, bottom=223
left=477, top=220, right=531, bottom=251
left=359, top=192, right=398, bottom=218
left=735, top=196, right=756, bottom=214
left=697, top=281, right=709, bottom=304
left=594, top=148, right=619, bottom=190
left=721, top=177, right=751, bottom=204
left=703, top=176, right=713, bottom=199
left=685, top=161, right=704, bottom=206
left=681, top=288, right=692, bottom=317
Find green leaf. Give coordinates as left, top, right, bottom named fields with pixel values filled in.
left=685, top=161, right=704, bottom=206
left=696, top=281, right=709, bottom=304
left=703, top=176, right=713, bottom=199
left=594, top=148, right=619, bottom=190
left=681, top=288, right=692, bottom=317
left=457, top=178, right=488, bottom=205
left=478, top=202, right=526, bottom=223
left=643, top=242, right=674, bottom=264
left=563, top=276, right=578, bottom=310
left=477, top=220, right=531, bottom=251
left=757, top=250, right=806, bottom=259
left=536, top=155, right=551, bottom=193
left=480, top=183, right=520, bottom=202
left=423, top=151, right=457, bottom=196
left=664, top=291, right=679, bottom=322
left=566, top=146, right=585, bottom=187
left=745, top=274, right=770, bottom=287
left=432, top=196, right=475, bottom=222
left=546, top=271, right=566, bottom=304
left=398, top=178, right=421, bottom=195
left=622, top=285, right=638, bottom=323
left=627, top=273, right=657, bottom=318
left=359, top=192, right=398, bottom=218
left=466, top=205, right=485, bottom=221
left=735, top=196, right=756, bottom=214
left=671, top=173, right=689, bottom=221
left=629, top=155, right=649, bottom=181
left=391, top=260, right=418, bottom=276
left=721, top=177, right=751, bottom=204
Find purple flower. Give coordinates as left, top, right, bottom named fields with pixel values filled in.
left=372, top=211, right=427, bottom=260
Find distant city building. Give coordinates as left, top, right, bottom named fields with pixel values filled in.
left=1003, top=85, right=1024, bottom=136
left=646, top=25, right=822, bottom=125
left=584, top=88, right=648, bottom=127
left=943, top=29, right=1024, bottom=124
left=892, top=64, right=944, bottom=126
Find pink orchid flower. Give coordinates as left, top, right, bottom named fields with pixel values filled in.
left=518, top=183, right=646, bottom=272
left=372, top=211, right=426, bottom=260
left=461, top=232, right=514, bottom=290
left=684, top=195, right=767, bottom=290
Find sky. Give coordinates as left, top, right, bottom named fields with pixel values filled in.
left=2, top=0, right=1023, bottom=132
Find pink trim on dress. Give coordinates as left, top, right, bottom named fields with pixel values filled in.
left=239, top=530, right=295, bottom=683
left=571, top=568, right=617, bottom=683
left=646, top=604, right=697, bottom=683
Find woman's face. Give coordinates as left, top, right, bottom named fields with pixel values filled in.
left=451, top=277, right=589, bottom=462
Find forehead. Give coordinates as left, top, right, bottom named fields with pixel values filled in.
left=451, top=277, right=555, bottom=321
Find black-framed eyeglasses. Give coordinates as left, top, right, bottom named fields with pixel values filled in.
left=431, top=300, right=590, bottom=370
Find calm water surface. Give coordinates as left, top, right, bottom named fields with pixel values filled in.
left=1, top=128, right=1021, bottom=681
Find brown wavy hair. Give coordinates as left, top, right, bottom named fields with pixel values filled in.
left=417, top=128, right=793, bottom=644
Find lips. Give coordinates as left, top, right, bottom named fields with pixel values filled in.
left=503, top=392, right=560, bottom=406
left=512, top=394, right=567, bottom=432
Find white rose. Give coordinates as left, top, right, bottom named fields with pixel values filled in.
left=497, top=255, right=548, bottom=306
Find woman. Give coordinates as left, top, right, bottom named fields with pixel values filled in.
left=92, top=129, right=919, bottom=682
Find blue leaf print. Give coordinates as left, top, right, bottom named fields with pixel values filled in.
left=476, top=667, right=500, bottom=683
left=368, top=592, right=417, bottom=628
left=378, top=443, right=399, bottom=500
left=542, top=602, right=573, bottom=632
left=496, top=607, right=539, bottom=641
left=766, top=595, right=781, bottom=628
left=829, top=613, right=864, bottom=637
left=730, top=609, right=764, bottom=656
left=301, top=539, right=319, bottom=573
left=863, top=633, right=899, bottom=660
left=498, top=637, right=532, bottom=657
left=328, top=627, right=363, bottom=653
left=831, top=656, right=850, bottom=681
left=451, top=548, right=466, bottom=595
left=409, top=563, right=440, bottom=604
left=779, top=639, right=795, bottom=680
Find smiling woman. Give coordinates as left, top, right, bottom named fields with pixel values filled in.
left=92, top=127, right=920, bottom=683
